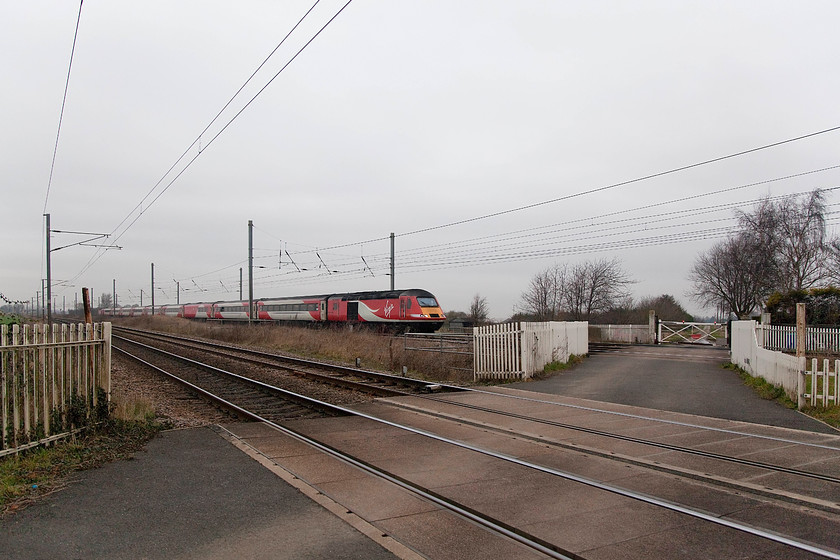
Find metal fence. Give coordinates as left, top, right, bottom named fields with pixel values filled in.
left=757, top=324, right=840, bottom=354
left=402, top=332, right=473, bottom=356
left=0, top=322, right=111, bottom=457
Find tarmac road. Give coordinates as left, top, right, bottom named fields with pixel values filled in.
left=511, top=344, right=838, bottom=434
left=0, top=427, right=399, bottom=560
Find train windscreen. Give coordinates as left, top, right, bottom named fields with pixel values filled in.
left=417, top=297, right=438, bottom=307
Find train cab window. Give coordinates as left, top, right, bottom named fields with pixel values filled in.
left=407, top=299, right=412, bottom=309
left=417, top=297, right=438, bottom=307
left=333, top=303, right=338, bottom=311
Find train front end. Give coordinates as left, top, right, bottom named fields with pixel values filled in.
left=402, top=289, right=446, bottom=332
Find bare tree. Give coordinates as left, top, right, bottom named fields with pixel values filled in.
left=562, top=258, right=634, bottom=320
left=775, top=190, right=828, bottom=290
left=98, top=293, right=113, bottom=310
left=469, top=294, right=490, bottom=325
left=518, top=264, right=565, bottom=320
left=692, top=189, right=832, bottom=317
left=826, top=238, right=840, bottom=286
left=688, top=234, right=767, bottom=318
left=737, top=190, right=828, bottom=292
left=519, top=259, right=633, bottom=321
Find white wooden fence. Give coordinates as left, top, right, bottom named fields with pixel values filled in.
left=0, top=322, right=112, bottom=457
left=731, top=321, right=801, bottom=398
left=473, top=321, right=588, bottom=381
left=757, top=324, right=840, bottom=354
left=801, top=358, right=839, bottom=408
left=733, top=321, right=840, bottom=409
left=589, top=324, right=652, bottom=344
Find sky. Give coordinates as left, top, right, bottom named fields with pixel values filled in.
left=3, top=1, right=840, bottom=320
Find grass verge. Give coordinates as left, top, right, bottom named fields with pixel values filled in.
left=725, top=362, right=840, bottom=429
left=799, top=406, right=840, bottom=429
left=724, top=362, right=796, bottom=408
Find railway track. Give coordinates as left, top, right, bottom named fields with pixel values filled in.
left=409, top=388, right=840, bottom=512
left=113, top=325, right=455, bottom=399
left=111, top=325, right=840, bottom=558
left=111, top=327, right=575, bottom=558
left=114, top=336, right=341, bottom=423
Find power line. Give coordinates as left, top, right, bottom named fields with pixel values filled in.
left=65, top=0, right=354, bottom=287
left=43, top=0, right=84, bottom=214
left=391, top=187, right=840, bottom=262
left=129, top=187, right=840, bottom=299
left=308, top=158, right=840, bottom=257
left=106, top=0, right=355, bottom=244
left=397, top=125, right=840, bottom=238
left=102, top=0, right=324, bottom=249
left=392, top=169, right=840, bottom=258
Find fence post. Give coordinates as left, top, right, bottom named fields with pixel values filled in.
left=102, top=322, right=112, bottom=403
left=796, top=303, right=807, bottom=409
left=648, top=310, right=656, bottom=344
left=1, top=324, right=7, bottom=450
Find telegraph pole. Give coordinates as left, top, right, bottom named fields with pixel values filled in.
left=176, top=281, right=180, bottom=305
left=151, top=263, right=155, bottom=315
left=45, top=213, right=52, bottom=324
left=112, top=279, right=116, bottom=315
left=239, top=268, right=243, bottom=300
left=248, top=220, right=254, bottom=323
left=45, top=216, right=118, bottom=319
left=390, top=232, right=395, bottom=290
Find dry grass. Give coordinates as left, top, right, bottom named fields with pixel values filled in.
left=111, top=396, right=156, bottom=422
left=115, top=316, right=475, bottom=384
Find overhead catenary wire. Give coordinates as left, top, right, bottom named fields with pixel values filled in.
left=63, top=0, right=354, bottom=289
left=153, top=193, right=840, bottom=301
left=100, top=0, right=324, bottom=246
left=259, top=174, right=840, bottom=265
left=400, top=126, right=840, bottom=238
left=43, top=0, right=84, bottom=215
left=51, top=6, right=839, bottom=300
left=390, top=190, right=840, bottom=262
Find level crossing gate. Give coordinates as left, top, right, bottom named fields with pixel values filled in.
left=658, top=321, right=727, bottom=345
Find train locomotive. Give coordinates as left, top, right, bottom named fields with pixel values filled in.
left=104, top=288, right=446, bottom=332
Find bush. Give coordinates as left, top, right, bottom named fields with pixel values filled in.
left=766, top=287, right=840, bottom=324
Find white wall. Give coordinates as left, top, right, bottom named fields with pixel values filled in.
left=730, top=320, right=802, bottom=398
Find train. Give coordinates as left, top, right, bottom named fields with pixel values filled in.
left=100, top=288, right=446, bottom=332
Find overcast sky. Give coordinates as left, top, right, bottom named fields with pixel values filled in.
left=3, top=1, right=840, bottom=319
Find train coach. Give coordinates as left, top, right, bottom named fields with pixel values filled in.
left=104, top=288, right=446, bottom=332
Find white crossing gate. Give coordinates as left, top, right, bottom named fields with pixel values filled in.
left=658, top=321, right=726, bottom=345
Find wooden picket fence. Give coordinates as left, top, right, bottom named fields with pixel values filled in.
left=801, top=358, right=839, bottom=408
left=757, top=324, right=840, bottom=354
left=473, top=321, right=588, bottom=381
left=0, top=322, right=111, bottom=457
